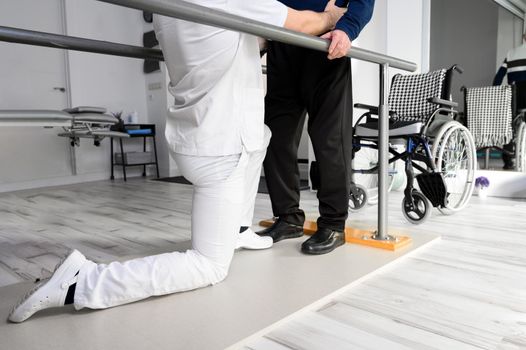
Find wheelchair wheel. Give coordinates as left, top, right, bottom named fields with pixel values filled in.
left=348, top=184, right=367, bottom=212
left=352, top=144, right=399, bottom=205
left=432, top=123, right=476, bottom=214
left=516, top=123, right=526, bottom=172
left=401, top=190, right=431, bottom=224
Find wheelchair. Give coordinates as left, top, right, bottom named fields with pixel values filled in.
left=349, top=65, right=477, bottom=224
left=462, top=83, right=526, bottom=171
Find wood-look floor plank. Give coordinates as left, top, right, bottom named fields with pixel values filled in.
left=0, top=180, right=200, bottom=282
left=239, top=193, right=526, bottom=349
left=2, top=179, right=526, bottom=349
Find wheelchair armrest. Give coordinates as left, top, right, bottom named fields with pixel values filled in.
left=354, top=103, right=397, bottom=117
left=428, top=97, right=458, bottom=109
left=354, top=103, right=379, bottom=114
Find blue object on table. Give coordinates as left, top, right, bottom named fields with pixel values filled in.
left=127, top=129, right=152, bottom=135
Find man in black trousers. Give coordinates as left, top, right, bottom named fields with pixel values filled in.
left=258, top=0, right=375, bottom=255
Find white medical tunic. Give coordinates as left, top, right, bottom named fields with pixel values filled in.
left=153, top=0, right=288, bottom=156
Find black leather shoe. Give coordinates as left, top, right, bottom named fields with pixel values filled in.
left=256, top=218, right=304, bottom=243
left=301, top=228, right=345, bottom=255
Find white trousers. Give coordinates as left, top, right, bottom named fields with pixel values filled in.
left=74, top=129, right=270, bottom=309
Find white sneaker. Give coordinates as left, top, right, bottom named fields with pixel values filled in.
left=9, top=249, right=87, bottom=323
left=236, top=228, right=273, bottom=250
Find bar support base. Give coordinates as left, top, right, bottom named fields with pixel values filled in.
left=258, top=218, right=412, bottom=251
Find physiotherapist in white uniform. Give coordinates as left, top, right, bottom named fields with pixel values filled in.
left=9, top=0, right=345, bottom=322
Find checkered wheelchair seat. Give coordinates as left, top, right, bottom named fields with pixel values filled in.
left=465, top=85, right=513, bottom=148
left=355, top=69, right=447, bottom=138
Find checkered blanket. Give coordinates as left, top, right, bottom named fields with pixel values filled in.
left=465, top=86, right=513, bottom=148
left=388, top=69, right=446, bottom=122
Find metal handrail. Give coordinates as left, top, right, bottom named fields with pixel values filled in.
left=96, top=0, right=417, bottom=240
left=97, top=0, right=417, bottom=72
left=98, top=0, right=417, bottom=241
left=0, top=27, right=275, bottom=75
left=0, top=26, right=164, bottom=61
left=93, top=0, right=418, bottom=240
left=0, top=0, right=419, bottom=241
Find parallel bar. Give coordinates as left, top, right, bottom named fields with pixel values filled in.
left=96, top=0, right=417, bottom=72
left=376, top=63, right=390, bottom=240
left=94, top=0, right=416, bottom=241
left=0, top=26, right=273, bottom=75
left=0, top=26, right=164, bottom=61
left=0, top=0, right=417, bottom=242
left=59, top=0, right=73, bottom=109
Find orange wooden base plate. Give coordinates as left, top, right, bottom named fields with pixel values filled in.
left=258, top=219, right=412, bottom=251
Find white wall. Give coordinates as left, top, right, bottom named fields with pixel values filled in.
left=0, top=1, right=149, bottom=192
left=352, top=0, right=428, bottom=120
left=350, top=0, right=387, bottom=115
left=65, top=0, right=149, bottom=179
left=386, top=0, right=427, bottom=75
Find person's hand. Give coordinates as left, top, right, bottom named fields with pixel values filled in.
left=321, top=29, right=351, bottom=60
left=324, top=0, right=346, bottom=29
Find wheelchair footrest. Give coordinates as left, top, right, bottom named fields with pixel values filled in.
left=416, top=173, right=448, bottom=207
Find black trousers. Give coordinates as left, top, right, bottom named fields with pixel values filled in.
left=515, top=80, right=526, bottom=111
left=263, top=42, right=353, bottom=231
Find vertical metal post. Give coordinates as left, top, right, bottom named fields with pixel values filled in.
left=69, top=145, right=77, bottom=176
left=120, top=138, right=127, bottom=181
left=60, top=0, right=76, bottom=175
left=59, top=0, right=73, bottom=109
left=375, top=63, right=390, bottom=240
left=111, top=137, right=115, bottom=180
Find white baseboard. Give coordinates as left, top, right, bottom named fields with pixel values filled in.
left=0, top=173, right=108, bottom=193
left=0, top=169, right=148, bottom=194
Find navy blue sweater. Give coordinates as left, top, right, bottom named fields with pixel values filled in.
left=279, top=0, right=375, bottom=41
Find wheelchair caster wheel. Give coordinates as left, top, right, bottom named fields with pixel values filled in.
left=349, top=184, right=367, bottom=212
left=402, top=191, right=431, bottom=224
